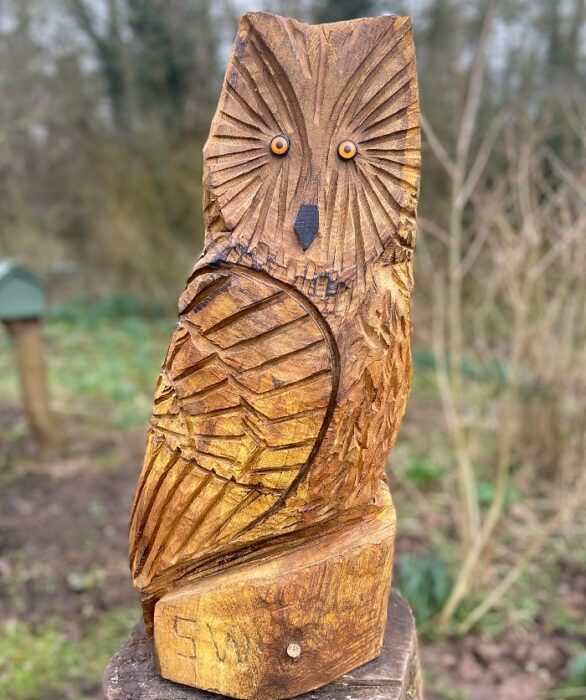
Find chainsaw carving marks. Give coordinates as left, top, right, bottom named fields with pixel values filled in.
left=204, top=12, right=420, bottom=285
left=129, top=264, right=340, bottom=593
left=129, top=20, right=421, bottom=694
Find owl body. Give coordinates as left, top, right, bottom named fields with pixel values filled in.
left=129, top=12, right=420, bottom=621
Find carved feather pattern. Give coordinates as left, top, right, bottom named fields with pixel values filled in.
left=129, top=265, right=339, bottom=591
left=203, top=13, right=420, bottom=280
left=129, top=14, right=420, bottom=636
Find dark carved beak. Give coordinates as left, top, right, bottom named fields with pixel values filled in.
left=294, top=204, right=319, bottom=250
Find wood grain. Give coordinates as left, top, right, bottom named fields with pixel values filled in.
left=203, top=13, right=419, bottom=286
left=128, top=10, right=420, bottom=699
left=104, top=591, right=422, bottom=700
left=154, top=508, right=395, bottom=699
left=129, top=264, right=339, bottom=598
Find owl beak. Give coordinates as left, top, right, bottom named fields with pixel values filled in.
left=294, top=204, right=319, bottom=251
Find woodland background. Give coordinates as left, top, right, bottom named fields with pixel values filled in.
left=0, top=0, right=585, bottom=699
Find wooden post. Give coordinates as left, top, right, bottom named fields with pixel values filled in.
left=104, top=591, right=422, bottom=700
left=126, top=11, right=420, bottom=699
left=4, top=318, right=60, bottom=451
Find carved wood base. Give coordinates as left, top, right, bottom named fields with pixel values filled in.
left=104, top=590, right=422, bottom=700
left=152, top=509, right=395, bottom=699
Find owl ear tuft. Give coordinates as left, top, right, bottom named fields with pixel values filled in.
left=236, top=12, right=288, bottom=55
left=240, top=11, right=282, bottom=37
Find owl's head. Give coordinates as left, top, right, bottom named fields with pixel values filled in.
left=203, top=12, right=420, bottom=285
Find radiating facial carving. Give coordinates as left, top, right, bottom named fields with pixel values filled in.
left=203, top=12, right=420, bottom=279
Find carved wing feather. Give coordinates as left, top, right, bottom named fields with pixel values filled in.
left=129, top=265, right=338, bottom=590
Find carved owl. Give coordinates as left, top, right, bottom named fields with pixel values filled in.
left=129, top=11, right=420, bottom=627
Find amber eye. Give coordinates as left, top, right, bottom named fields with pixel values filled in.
left=338, top=140, right=357, bottom=160
left=270, top=134, right=290, bottom=156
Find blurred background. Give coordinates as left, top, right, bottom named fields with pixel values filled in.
left=0, top=0, right=585, bottom=698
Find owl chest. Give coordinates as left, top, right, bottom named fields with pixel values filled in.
left=171, top=258, right=404, bottom=480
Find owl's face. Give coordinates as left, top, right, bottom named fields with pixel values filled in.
left=203, top=12, right=420, bottom=283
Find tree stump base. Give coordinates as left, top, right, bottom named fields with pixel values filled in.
left=103, top=590, right=422, bottom=700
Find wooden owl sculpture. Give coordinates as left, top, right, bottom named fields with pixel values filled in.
left=129, top=11, right=420, bottom=700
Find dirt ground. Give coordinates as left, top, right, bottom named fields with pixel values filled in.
left=1, top=406, right=584, bottom=700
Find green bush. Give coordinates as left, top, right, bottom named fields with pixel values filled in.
left=402, top=456, right=445, bottom=488
left=568, top=649, right=586, bottom=687
left=397, top=553, right=452, bottom=627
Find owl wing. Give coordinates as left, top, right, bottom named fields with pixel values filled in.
left=129, top=264, right=338, bottom=590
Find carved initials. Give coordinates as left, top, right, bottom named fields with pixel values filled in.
left=174, top=616, right=198, bottom=659
left=206, top=622, right=259, bottom=668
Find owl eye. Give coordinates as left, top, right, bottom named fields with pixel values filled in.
left=270, top=134, right=290, bottom=156
left=338, top=140, right=357, bottom=160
